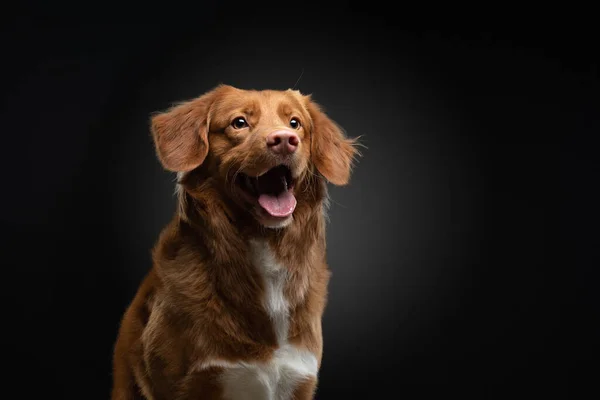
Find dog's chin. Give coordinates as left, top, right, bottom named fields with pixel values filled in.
left=253, top=209, right=294, bottom=229
left=234, top=164, right=298, bottom=230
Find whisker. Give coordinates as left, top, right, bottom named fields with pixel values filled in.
left=328, top=197, right=349, bottom=209
left=229, top=151, right=255, bottom=194
left=292, top=68, right=305, bottom=90
left=231, top=165, right=243, bottom=193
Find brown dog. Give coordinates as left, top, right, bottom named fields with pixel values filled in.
left=111, top=85, right=359, bottom=399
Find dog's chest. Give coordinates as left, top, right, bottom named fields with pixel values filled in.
left=217, top=240, right=317, bottom=400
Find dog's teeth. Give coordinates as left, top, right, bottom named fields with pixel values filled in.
left=281, top=175, right=288, bottom=191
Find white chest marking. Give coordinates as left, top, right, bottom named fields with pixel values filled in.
left=218, top=345, right=318, bottom=400
left=195, top=241, right=318, bottom=400
left=251, top=239, right=290, bottom=344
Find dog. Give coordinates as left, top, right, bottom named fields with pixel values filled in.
left=111, top=84, right=359, bottom=399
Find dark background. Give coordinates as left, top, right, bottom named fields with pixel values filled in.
left=1, top=4, right=598, bottom=399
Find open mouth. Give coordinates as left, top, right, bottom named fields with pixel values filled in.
left=236, top=165, right=297, bottom=218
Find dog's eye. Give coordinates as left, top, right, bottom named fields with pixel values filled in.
left=231, top=117, right=249, bottom=129
left=289, top=118, right=301, bottom=129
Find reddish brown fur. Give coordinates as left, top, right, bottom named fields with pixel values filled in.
left=111, top=85, right=358, bottom=399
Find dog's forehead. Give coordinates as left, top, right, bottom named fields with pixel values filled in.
left=215, top=88, right=305, bottom=116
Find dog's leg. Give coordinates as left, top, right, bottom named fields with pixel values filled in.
left=112, top=271, right=157, bottom=399
left=112, top=311, right=147, bottom=400
left=111, top=360, right=145, bottom=400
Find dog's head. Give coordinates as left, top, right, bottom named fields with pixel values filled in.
left=151, top=85, right=357, bottom=228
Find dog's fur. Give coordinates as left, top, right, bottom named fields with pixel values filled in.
left=111, top=85, right=358, bottom=399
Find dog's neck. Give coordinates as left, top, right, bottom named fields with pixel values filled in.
left=153, top=170, right=329, bottom=312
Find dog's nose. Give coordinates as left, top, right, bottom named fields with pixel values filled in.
left=266, top=130, right=300, bottom=154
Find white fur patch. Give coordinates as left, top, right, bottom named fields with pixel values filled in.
left=250, top=239, right=290, bottom=344
left=175, top=171, right=186, bottom=195
left=219, top=345, right=318, bottom=400
left=194, top=240, right=318, bottom=399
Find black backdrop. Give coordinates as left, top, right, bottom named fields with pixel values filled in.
left=1, top=4, right=598, bottom=399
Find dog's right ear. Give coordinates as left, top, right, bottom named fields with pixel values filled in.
left=150, top=86, right=226, bottom=172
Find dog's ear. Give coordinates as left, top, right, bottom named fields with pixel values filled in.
left=305, top=97, right=358, bottom=186
left=150, top=86, right=225, bottom=172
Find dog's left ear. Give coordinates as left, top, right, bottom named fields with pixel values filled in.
left=305, top=97, right=358, bottom=186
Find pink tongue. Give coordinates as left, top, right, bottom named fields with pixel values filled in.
left=258, top=191, right=297, bottom=217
